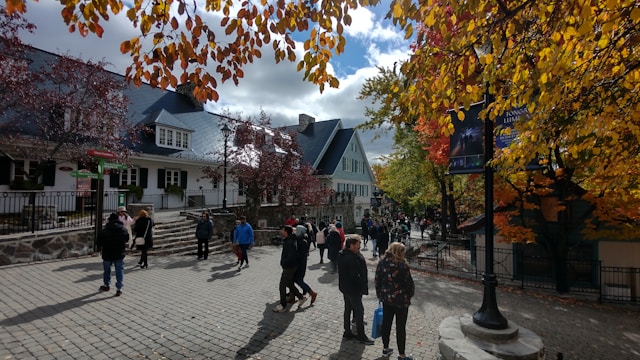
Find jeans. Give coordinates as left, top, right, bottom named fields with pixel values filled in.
left=318, top=244, right=326, bottom=262
left=103, top=259, right=124, bottom=290
left=279, top=267, right=301, bottom=306
left=343, top=293, right=365, bottom=336
left=239, top=244, right=250, bottom=265
left=197, top=238, right=209, bottom=259
left=371, top=238, right=377, bottom=256
left=294, top=261, right=312, bottom=294
left=381, top=304, right=409, bottom=354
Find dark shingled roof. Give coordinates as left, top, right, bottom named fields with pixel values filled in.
left=283, top=119, right=354, bottom=176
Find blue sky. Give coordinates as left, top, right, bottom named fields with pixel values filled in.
left=17, top=0, right=411, bottom=163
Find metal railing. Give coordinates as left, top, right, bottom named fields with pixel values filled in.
left=0, top=190, right=128, bottom=235
left=412, top=235, right=640, bottom=303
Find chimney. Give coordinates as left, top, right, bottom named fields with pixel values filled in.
left=176, top=82, right=204, bottom=110
left=298, top=114, right=315, bottom=132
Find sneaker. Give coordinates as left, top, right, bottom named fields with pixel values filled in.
left=310, top=291, right=318, bottom=305
left=273, top=304, right=287, bottom=313
left=298, top=296, right=308, bottom=307
left=115, top=289, right=122, bottom=297
left=342, top=331, right=356, bottom=340
left=237, top=266, right=242, bottom=271
left=99, top=285, right=110, bottom=292
left=382, top=348, right=394, bottom=357
left=397, top=356, right=413, bottom=360
left=356, top=336, right=375, bottom=345
left=243, top=264, right=249, bottom=268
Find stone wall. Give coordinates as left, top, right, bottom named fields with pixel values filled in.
left=0, top=228, right=94, bottom=266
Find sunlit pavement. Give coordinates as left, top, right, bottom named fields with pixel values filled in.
left=0, top=245, right=638, bottom=359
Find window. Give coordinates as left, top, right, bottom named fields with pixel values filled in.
left=342, top=157, right=353, bottom=172
left=119, top=168, right=139, bottom=186
left=13, top=160, right=40, bottom=182
left=166, top=169, right=180, bottom=186
left=166, top=129, right=174, bottom=146
left=157, top=126, right=190, bottom=149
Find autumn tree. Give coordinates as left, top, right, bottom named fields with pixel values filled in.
left=385, top=1, right=640, bottom=291
left=0, top=9, right=136, bottom=188
left=358, top=65, right=483, bottom=236
left=201, top=111, right=330, bottom=222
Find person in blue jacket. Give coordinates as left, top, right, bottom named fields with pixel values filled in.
left=234, top=215, right=254, bottom=270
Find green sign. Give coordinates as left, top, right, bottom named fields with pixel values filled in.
left=70, top=170, right=99, bottom=179
left=104, top=162, right=128, bottom=170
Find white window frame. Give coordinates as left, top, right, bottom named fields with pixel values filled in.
left=166, top=169, right=181, bottom=186
left=119, top=168, right=139, bottom=186
left=157, top=126, right=190, bottom=149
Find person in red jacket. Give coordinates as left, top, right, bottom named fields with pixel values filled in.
left=336, top=221, right=346, bottom=249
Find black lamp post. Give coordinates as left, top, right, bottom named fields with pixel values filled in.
left=221, top=124, right=232, bottom=212
left=472, top=41, right=508, bottom=330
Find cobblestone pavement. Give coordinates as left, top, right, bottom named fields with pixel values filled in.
left=0, top=244, right=639, bottom=360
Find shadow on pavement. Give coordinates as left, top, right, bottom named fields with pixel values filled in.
left=0, top=292, right=109, bottom=326
left=328, top=338, right=366, bottom=359
left=234, top=302, right=295, bottom=359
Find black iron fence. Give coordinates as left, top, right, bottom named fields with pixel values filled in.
left=413, top=237, right=640, bottom=304
left=0, top=190, right=126, bottom=235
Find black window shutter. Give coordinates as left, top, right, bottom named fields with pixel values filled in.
left=109, top=171, right=120, bottom=188
left=0, top=157, right=10, bottom=185
left=180, top=171, right=187, bottom=189
left=157, top=169, right=165, bottom=189
left=140, top=168, right=148, bottom=188
left=42, top=161, right=56, bottom=186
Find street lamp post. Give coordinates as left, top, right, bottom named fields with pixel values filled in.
left=221, top=124, right=232, bottom=213
left=472, top=41, right=508, bottom=330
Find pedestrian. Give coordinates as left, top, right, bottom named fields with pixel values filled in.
left=234, top=215, right=254, bottom=270
left=285, top=213, right=297, bottom=227
left=419, top=218, right=426, bottom=240
left=315, top=221, right=328, bottom=264
left=132, top=209, right=154, bottom=269
left=273, top=225, right=305, bottom=312
left=375, top=242, right=415, bottom=360
left=98, top=213, right=129, bottom=296
left=294, top=225, right=318, bottom=305
left=116, top=206, right=135, bottom=245
left=370, top=220, right=379, bottom=257
left=338, top=235, right=375, bottom=345
left=360, top=215, right=370, bottom=248
left=376, top=222, right=390, bottom=259
left=336, top=222, right=346, bottom=249
left=195, top=211, right=214, bottom=260
left=326, top=224, right=341, bottom=274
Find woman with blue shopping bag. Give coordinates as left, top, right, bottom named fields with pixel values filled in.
left=375, top=242, right=415, bottom=360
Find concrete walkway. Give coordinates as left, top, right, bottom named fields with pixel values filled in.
left=0, top=245, right=639, bottom=359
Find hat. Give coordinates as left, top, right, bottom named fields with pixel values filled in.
left=108, top=213, right=119, bottom=222
left=336, top=222, right=342, bottom=228
left=117, top=206, right=127, bottom=212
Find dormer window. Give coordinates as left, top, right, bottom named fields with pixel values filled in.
left=157, top=126, right=190, bottom=149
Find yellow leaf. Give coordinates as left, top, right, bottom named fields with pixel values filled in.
left=631, top=8, right=640, bottom=22
left=425, top=11, right=435, bottom=27
left=457, top=110, right=466, bottom=121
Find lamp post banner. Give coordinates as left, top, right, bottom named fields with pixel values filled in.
left=448, top=102, right=485, bottom=174
left=495, top=105, right=541, bottom=170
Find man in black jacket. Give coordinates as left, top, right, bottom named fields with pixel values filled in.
left=273, top=225, right=304, bottom=313
left=98, top=213, right=130, bottom=297
left=338, top=236, right=375, bottom=345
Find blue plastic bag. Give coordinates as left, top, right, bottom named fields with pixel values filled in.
left=371, top=302, right=383, bottom=339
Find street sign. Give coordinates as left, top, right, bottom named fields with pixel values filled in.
left=103, top=162, right=128, bottom=170
left=87, top=149, right=116, bottom=159
left=70, top=170, right=100, bottom=179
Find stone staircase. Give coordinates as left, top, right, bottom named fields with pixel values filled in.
left=127, top=216, right=231, bottom=257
